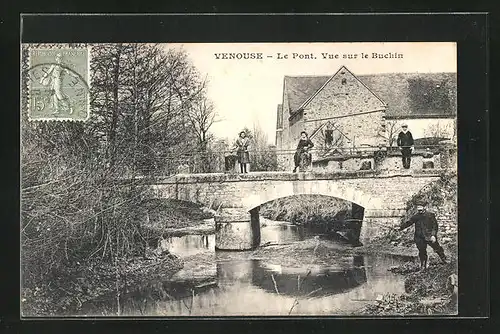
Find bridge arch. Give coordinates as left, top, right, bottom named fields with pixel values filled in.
left=151, top=171, right=442, bottom=250
left=236, top=180, right=386, bottom=248
left=240, top=179, right=384, bottom=215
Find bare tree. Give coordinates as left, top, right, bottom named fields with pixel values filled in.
left=187, top=96, right=217, bottom=153
left=424, top=121, right=453, bottom=140
left=248, top=122, right=277, bottom=171
left=21, top=43, right=213, bottom=315
left=182, top=95, right=219, bottom=172
left=383, top=119, right=400, bottom=148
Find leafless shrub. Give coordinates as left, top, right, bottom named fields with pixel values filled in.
left=21, top=43, right=214, bottom=313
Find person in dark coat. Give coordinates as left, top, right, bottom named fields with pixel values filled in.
left=235, top=131, right=251, bottom=173
left=293, top=131, right=314, bottom=172
left=397, top=123, right=414, bottom=169
left=399, top=202, right=448, bottom=271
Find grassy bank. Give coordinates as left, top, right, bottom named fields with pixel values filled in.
left=260, top=195, right=360, bottom=226
left=22, top=253, right=183, bottom=316
left=359, top=258, right=458, bottom=315
left=251, top=238, right=355, bottom=268
left=359, top=172, right=458, bottom=315
left=142, top=198, right=215, bottom=238
left=22, top=198, right=213, bottom=316
left=144, top=198, right=215, bottom=229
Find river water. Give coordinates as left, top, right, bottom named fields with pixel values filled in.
left=80, top=219, right=411, bottom=316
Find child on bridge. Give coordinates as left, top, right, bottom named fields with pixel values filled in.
left=234, top=131, right=251, bottom=173
left=293, top=131, right=314, bottom=173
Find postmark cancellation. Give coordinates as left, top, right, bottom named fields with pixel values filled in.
left=25, top=46, right=90, bottom=121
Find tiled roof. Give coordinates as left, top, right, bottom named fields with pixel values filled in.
left=284, top=76, right=330, bottom=114
left=283, top=70, right=457, bottom=118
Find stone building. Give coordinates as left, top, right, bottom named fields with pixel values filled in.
left=275, top=65, right=457, bottom=171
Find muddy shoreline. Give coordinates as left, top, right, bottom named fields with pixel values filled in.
left=354, top=238, right=458, bottom=315
left=21, top=199, right=214, bottom=317
left=22, top=193, right=457, bottom=316
left=154, top=218, right=215, bottom=237
left=23, top=229, right=456, bottom=316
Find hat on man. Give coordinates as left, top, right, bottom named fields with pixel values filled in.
left=402, top=123, right=408, bottom=128
left=415, top=200, right=427, bottom=207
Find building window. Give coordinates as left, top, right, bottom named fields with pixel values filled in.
left=341, top=78, right=347, bottom=85
left=324, top=129, right=334, bottom=146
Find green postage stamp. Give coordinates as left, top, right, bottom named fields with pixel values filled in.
left=26, top=46, right=90, bottom=121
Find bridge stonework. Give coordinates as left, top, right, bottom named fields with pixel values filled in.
left=150, top=170, right=442, bottom=249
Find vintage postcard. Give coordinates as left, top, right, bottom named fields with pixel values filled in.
left=21, top=42, right=458, bottom=317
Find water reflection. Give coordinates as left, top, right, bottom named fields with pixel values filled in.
left=77, top=220, right=409, bottom=316
left=251, top=257, right=367, bottom=298
left=160, top=234, right=215, bottom=257
left=260, top=218, right=360, bottom=245
left=217, top=260, right=254, bottom=285
left=260, top=221, right=307, bottom=243
left=80, top=252, right=406, bottom=316
left=161, top=220, right=355, bottom=257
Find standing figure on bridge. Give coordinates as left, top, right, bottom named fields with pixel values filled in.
left=235, top=131, right=251, bottom=173
left=399, top=202, right=448, bottom=271
left=293, top=131, right=314, bottom=173
left=397, top=123, right=414, bottom=169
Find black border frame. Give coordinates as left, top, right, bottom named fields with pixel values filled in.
left=4, top=12, right=490, bottom=333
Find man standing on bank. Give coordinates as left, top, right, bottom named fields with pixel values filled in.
left=397, top=123, right=414, bottom=169
left=399, top=202, right=448, bottom=271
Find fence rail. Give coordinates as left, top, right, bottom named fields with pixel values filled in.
left=128, top=144, right=457, bottom=178
left=153, top=143, right=457, bottom=159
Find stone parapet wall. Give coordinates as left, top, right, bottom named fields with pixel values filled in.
left=312, top=149, right=456, bottom=172
left=149, top=171, right=446, bottom=245
left=151, top=171, right=442, bottom=213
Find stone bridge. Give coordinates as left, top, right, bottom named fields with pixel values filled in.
left=149, top=170, right=444, bottom=250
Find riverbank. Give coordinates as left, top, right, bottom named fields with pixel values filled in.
left=357, top=251, right=457, bottom=315
left=22, top=198, right=214, bottom=316
left=21, top=253, right=183, bottom=316
left=355, top=229, right=457, bottom=315
left=358, top=173, right=458, bottom=315
left=143, top=198, right=215, bottom=237
left=248, top=229, right=457, bottom=315
left=250, top=237, right=355, bottom=267
left=260, top=195, right=356, bottom=225
left=144, top=198, right=215, bottom=229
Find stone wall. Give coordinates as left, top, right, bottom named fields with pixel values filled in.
left=150, top=171, right=443, bottom=244
left=276, top=80, right=300, bottom=172
left=311, top=148, right=456, bottom=173
left=439, top=147, right=457, bottom=170
left=360, top=217, right=403, bottom=241
left=276, top=152, right=293, bottom=172
left=294, top=67, right=387, bottom=148
left=313, top=156, right=373, bottom=172
left=275, top=129, right=283, bottom=148
left=152, top=171, right=440, bottom=212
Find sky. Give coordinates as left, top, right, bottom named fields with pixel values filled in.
left=164, top=42, right=456, bottom=145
